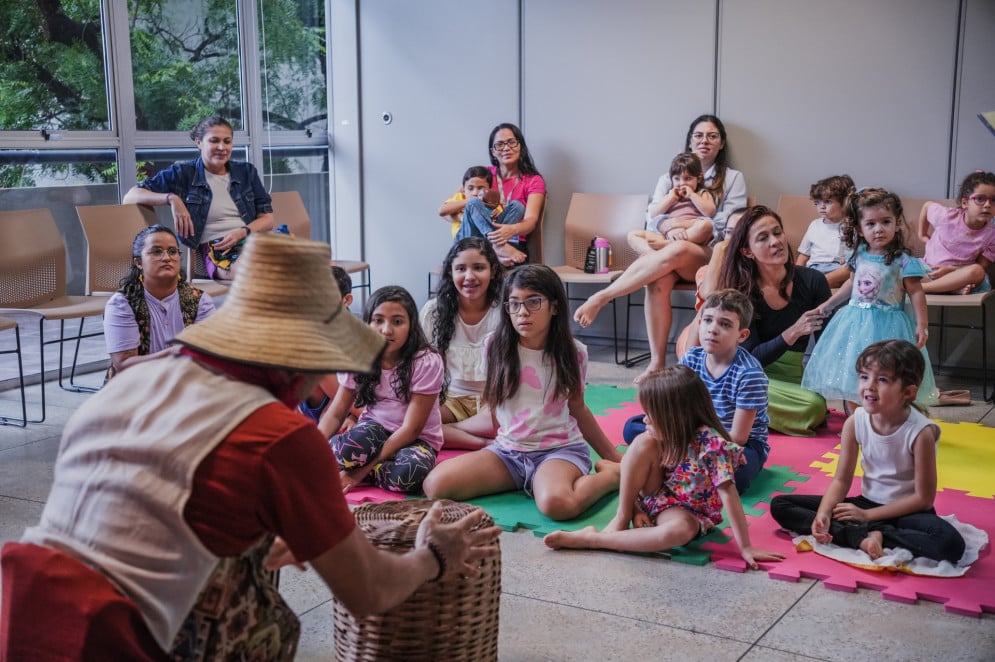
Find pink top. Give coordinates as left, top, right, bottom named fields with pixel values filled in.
left=487, top=166, right=546, bottom=205
left=339, top=350, right=445, bottom=451
left=923, top=203, right=995, bottom=267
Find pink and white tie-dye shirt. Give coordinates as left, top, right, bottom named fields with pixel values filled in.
left=493, top=339, right=588, bottom=452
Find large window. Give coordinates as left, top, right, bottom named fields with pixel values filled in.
left=0, top=1, right=332, bottom=292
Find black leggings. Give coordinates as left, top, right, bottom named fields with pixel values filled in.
left=770, top=493, right=965, bottom=563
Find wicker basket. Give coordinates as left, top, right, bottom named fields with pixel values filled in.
left=333, top=499, right=501, bottom=662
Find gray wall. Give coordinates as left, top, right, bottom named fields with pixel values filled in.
left=330, top=0, right=995, bottom=371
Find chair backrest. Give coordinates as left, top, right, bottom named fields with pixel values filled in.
left=0, top=208, right=67, bottom=307
left=76, top=204, right=158, bottom=294
left=270, top=190, right=312, bottom=240
left=526, top=200, right=546, bottom=264
left=774, top=195, right=816, bottom=253
left=561, top=193, right=650, bottom=272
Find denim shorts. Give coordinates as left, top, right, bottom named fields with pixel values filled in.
left=485, top=442, right=593, bottom=497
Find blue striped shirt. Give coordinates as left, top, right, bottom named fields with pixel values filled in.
left=680, top=346, right=770, bottom=456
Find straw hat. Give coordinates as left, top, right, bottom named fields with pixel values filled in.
left=175, top=233, right=385, bottom=373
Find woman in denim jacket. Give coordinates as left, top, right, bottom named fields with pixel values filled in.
left=124, top=116, right=274, bottom=279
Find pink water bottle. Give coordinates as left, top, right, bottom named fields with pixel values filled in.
left=594, top=237, right=611, bottom=273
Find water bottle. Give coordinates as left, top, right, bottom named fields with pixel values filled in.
left=594, top=237, right=611, bottom=273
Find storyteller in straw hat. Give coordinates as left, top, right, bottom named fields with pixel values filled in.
left=0, top=233, right=501, bottom=661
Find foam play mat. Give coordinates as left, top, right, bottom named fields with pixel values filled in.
left=341, top=384, right=994, bottom=614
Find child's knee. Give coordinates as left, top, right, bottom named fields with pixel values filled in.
left=535, top=492, right=581, bottom=521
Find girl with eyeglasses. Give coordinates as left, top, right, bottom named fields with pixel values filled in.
left=424, top=264, right=624, bottom=520
left=103, top=224, right=215, bottom=380
left=457, top=123, right=546, bottom=262
left=918, top=170, right=995, bottom=295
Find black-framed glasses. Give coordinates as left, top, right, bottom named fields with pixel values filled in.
left=491, top=139, right=520, bottom=152
left=145, top=246, right=181, bottom=259
left=504, top=296, right=545, bottom=314
left=691, top=132, right=721, bottom=143
left=968, top=194, right=995, bottom=206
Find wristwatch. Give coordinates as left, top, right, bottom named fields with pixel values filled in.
left=243, top=225, right=252, bottom=237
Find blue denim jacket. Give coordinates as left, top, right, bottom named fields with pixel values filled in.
left=137, top=157, right=273, bottom=248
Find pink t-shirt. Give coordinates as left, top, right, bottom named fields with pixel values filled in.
left=339, top=350, right=445, bottom=451
left=487, top=166, right=546, bottom=206
left=923, top=203, right=995, bottom=267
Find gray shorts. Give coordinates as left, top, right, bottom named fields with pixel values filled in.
left=485, top=442, right=593, bottom=497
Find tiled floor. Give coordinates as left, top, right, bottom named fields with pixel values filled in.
left=1, top=330, right=993, bottom=661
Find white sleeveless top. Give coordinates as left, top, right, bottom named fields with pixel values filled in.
left=22, top=355, right=277, bottom=649
left=854, top=406, right=939, bottom=505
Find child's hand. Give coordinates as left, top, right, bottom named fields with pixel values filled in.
left=915, top=325, right=929, bottom=349
left=632, top=511, right=652, bottom=529
left=812, top=513, right=832, bottom=543
left=831, top=502, right=868, bottom=522
left=740, top=545, right=786, bottom=569
left=340, top=468, right=368, bottom=493
left=672, top=186, right=687, bottom=200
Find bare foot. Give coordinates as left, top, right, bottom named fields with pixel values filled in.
left=574, top=293, right=609, bottom=327
left=633, top=361, right=664, bottom=385
left=859, top=531, right=885, bottom=559
left=959, top=283, right=975, bottom=295
left=544, top=525, right=600, bottom=550
left=594, top=459, right=620, bottom=474
left=495, top=243, right=527, bottom=266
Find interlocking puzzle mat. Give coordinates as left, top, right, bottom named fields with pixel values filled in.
left=702, top=416, right=995, bottom=617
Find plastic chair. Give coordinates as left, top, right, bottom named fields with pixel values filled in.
left=0, top=208, right=109, bottom=422
left=76, top=203, right=158, bottom=294
left=0, top=316, right=28, bottom=427
left=548, top=193, right=648, bottom=363
left=270, top=191, right=372, bottom=299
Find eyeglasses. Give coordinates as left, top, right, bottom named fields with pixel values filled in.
left=968, top=194, right=995, bottom=206
left=691, top=132, right=721, bottom=143
left=491, top=139, right=520, bottom=152
left=145, top=246, right=181, bottom=259
left=504, top=296, right=545, bottom=314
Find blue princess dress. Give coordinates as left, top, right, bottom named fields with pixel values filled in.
left=802, top=246, right=938, bottom=405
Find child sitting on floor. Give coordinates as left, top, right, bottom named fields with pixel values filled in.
left=796, top=174, right=854, bottom=288
left=299, top=266, right=355, bottom=424
left=918, top=171, right=995, bottom=295
left=771, top=340, right=965, bottom=563
left=423, top=264, right=623, bottom=520
left=543, top=365, right=784, bottom=569
left=625, top=289, right=769, bottom=495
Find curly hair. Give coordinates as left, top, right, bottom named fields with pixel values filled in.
left=842, top=188, right=907, bottom=265
left=482, top=264, right=580, bottom=408
left=430, top=237, right=503, bottom=387
left=810, top=174, right=856, bottom=204
left=353, top=286, right=444, bottom=408
left=957, top=171, right=995, bottom=201
left=717, top=205, right=795, bottom=303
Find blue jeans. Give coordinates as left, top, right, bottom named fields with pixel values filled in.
left=456, top=198, right=525, bottom=244
left=621, top=414, right=766, bottom=495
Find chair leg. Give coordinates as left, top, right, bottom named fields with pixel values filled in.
left=0, top=326, right=29, bottom=428
left=983, top=302, right=992, bottom=403
left=56, top=318, right=101, bottom=394
left=622, top=292, right=650, bottom=367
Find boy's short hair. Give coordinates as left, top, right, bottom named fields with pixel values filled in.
left=330, top=265, right=352, bottom=298
left=810, top=174, right=855, bottom=203
left=701, top=289, right=753, bottom=329
left=462, top=165, right=493, bottom=186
